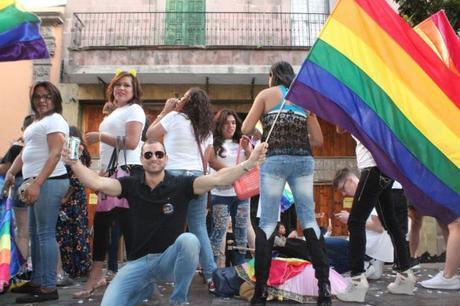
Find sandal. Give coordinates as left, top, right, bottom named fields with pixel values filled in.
left=72, top=278, right=107, bottom=299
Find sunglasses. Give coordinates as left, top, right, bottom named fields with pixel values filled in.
left=143, top=151, right=165, bottom=160
left=32, top=94, right=52, bottom=102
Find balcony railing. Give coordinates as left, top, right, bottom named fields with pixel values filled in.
left=71, top=12, right=328, bottom=49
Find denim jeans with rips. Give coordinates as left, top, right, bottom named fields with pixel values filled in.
left=101, top=233, right=200, bottom=306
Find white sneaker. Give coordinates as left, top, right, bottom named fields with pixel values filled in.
left=365, top=259, right=384, bottom=280
left=336, top=273, right=369, bottom=302
left=419, top=271, right=460, bottom=290
left=387, top=269, right=416, bottom=295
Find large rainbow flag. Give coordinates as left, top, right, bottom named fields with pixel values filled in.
left=286, top=0, right=460, bottom=224
left=0, top=0, right=49, bottom=62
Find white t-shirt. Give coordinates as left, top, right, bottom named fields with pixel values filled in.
left=22, top=113, right=69, bottom=179
left=160, top=111, right=213, bottom=171
left=211, top=139, right=246, bottom=196
left=99, top=103, right=145, bottom=170
left=352, top=136, right=376, bottom=170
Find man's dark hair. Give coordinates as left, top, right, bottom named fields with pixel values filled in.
left=22, top=114, right=35, bottom=129
left=141, top=139, right=166, bottom=154
left=332, top=168, right=353, bottom=189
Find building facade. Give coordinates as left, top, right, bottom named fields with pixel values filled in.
left=58, top=0, right=359, bottom=234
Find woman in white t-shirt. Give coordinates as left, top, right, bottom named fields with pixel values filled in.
left=6, top=81, right=69, bottom=303
left=146, top=87, right=217, bottom=291
left=76, top=71, right=146, bottom=298
left=208, top=109, right=252, bottom=267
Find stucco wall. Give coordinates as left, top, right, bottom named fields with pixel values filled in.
left=0, top=61, right=33, bottom=154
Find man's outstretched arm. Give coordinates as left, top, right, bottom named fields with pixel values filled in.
left=193, top=142, right=268, bottom=195
left=61, top=148, right=122, bottom=197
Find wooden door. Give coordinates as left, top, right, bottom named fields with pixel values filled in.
left=313, top=184, right=349, bottom=236
left=312, top=117, right=356, bottom=157
left=81, top=104, right=104, bottom=158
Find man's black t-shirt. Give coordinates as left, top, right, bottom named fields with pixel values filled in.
left=1, top=144, right=23, bottom=177
left=118, top=171, right=197, bottom=260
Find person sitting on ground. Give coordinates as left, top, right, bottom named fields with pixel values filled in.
left=62, top=139, right=268, bottom=306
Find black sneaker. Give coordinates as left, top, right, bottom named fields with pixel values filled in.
left=16, top=289, right=59, bottom=303
left=10, top=282, right=39, bottom=294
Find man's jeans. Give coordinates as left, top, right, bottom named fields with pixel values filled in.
left=101, top=233, right=200, bottom=306
left=348, top=166, right=410, bottom=276
left=168, top=169, right=217, bottom=281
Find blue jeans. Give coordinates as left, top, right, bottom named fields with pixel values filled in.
left=259, top=155, right=320, bottom=238
left=325, top=237, right=350, bottom=274
left=210, top=195, right=249, bottom=265
left=167, top=170, right=217, bottom=281
left=101, top=233, right=200, bottom=306
left=29, top=178, right=69, bottom=289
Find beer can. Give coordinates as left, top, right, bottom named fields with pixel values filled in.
left=68, top=136, right=81, bottom=160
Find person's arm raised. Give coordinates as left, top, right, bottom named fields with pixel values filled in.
left=193, top=142, right=268, bottom=195
left=61, top=147, right=122, bottom=197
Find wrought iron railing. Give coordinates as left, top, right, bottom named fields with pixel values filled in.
left=71, top=12, right=328, bottom=49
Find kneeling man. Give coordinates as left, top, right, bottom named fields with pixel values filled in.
left=62, top=139, right=267, bottom=306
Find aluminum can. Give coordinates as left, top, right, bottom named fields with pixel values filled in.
left=67, top=136, right=81, bottom=160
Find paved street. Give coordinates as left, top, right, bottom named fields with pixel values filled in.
left=1, top=263, right=458, bottom=305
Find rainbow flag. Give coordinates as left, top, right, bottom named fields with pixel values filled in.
left=286, top=0, right=460, bottom=224
left=414, top=10, right=460, bottom=75
left=0, top=0, right=49, bottom=62
left=0, top=197, right=24, bottom=292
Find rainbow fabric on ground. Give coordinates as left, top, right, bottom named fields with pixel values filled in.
left=0, top=0, right=49, bottom=62
left=286, top=0, right=460, bottom=224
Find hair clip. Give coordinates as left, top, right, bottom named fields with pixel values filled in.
left=114, top=68, right=137, bottom=77
left=128, top=69, right=137, bottom=77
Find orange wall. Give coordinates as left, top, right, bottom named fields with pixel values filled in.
left=0, top=61, right=33, bottom=155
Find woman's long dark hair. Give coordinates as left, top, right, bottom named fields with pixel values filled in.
left=270, top=61, right=295, bottom=88
left=69, top=126, right=91, bottom=167
left=180, top=87, right=213, bottom=143
left=212, top=109, right=242, bottom=158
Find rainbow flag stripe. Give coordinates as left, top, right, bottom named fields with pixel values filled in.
left=0, top=0, right=49, bottom=62
left=286, top=0, right=460, bottom=223
left=414, top=10, right=460, bottom=76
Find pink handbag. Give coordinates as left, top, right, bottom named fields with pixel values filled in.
left=232, top=139, right=260, bottom=200
left=96, top=166, right=129, bottom=212
left=96, top=138, right=130, bottom=212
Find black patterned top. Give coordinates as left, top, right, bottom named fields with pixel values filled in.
left=261, top=86, right=312, bottom=157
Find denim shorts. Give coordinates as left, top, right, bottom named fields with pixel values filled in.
left=12, top=177, right=27, bottom=209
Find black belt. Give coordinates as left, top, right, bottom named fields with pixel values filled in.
left=25, top=173, right=69, bottom=180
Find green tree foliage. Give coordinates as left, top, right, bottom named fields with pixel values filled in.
left=394, top=0, right=460, bottom=31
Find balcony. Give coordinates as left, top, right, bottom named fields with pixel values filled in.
left=70, top=11, right=328, bottom=49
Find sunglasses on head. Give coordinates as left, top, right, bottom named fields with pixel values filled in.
left=143, top=151, right=165, bottom=160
